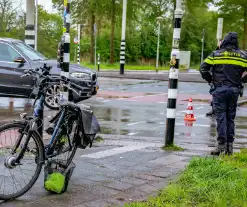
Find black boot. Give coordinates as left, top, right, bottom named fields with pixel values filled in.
left=226, top=142, right=233, bottom=155
left=211, top=142, right=226, bottom=156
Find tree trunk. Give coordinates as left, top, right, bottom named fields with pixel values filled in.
left=110, top=0, right=116, bottom=64
left=90, top=12, right=95, bottom=64
left=244, top=8, right=247, bottom=49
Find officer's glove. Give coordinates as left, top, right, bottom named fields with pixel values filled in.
left=205, top=76, right=212, bottom=84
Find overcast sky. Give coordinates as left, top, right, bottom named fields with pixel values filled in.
left=21, top=0, right=54, bottom=13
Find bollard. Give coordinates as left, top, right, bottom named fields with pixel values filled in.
left=97, top=54, right=100, bottom=71
left=8, top=98, right=14, bottom=115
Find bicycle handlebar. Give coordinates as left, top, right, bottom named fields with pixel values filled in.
left=21, top=63, right=87, bottom=105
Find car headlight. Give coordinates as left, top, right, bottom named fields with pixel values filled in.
left=70, top=72, right=91, bottom=80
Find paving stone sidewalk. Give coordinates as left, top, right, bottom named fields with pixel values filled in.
left=1, top=135, right=220, bottom=207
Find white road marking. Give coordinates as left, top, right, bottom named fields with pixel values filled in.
left=157, top=102, right=167, bottom=104
left=127, top=132, right=138, bottom=136
left=196, top=106, right=204, bottom=109
left=127, top=121, right=145, bottom=126
left=193, top=103, right=208, bottom=106
left=80, top=145, right=149, bottom=159
left=176, top=123, right=210, bottom=127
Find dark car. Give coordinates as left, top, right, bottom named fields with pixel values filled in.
left=0, top=38, right=98, bottom=109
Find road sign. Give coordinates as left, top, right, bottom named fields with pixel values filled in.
left=74, top=37, right=78, bottom=44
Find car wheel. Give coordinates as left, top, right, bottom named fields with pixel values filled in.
left=44, top=84, right=60, bottom=110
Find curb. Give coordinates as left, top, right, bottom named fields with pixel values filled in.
left=97, top=72, right=204, bottom=83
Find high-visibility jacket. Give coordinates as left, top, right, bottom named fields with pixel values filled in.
left=200, top=32, right=247, bottom=87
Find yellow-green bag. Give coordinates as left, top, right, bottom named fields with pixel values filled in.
left=45, top=172, right=65, bottom=194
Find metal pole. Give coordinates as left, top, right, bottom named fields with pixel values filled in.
left=156, top=22, right=161, bottom=72
left=77, top=24, right=81, bottom=64
left=35, top=0, right=38, bottom=50
left=59, top=0, right=71, bottom=103
left=165, top=0, right=183, bottom=146
left=120, top=0, right=127, bottom=75
left=217, top=18, right=223, bottom=47
left=98, top=54, right=100, bottom=71
left=94, top=23, right=97, bottom=70
left=74, top=44, right=76, bottom=62
left=201, top=29, right=205, bottom=64
left=25, top=0, right=35, bottom=48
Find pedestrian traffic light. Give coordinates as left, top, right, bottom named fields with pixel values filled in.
left=57, top=41, right=64, bottom=68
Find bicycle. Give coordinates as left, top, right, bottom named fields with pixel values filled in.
left=0, top=64, right=100, bottom=200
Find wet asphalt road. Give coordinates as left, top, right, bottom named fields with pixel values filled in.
left=1, top=78, right=247, bottom=206
left=1, top=77, right=247, bottom=145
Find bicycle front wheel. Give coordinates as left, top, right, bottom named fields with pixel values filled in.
left=0, top=122, right=44, bottom=201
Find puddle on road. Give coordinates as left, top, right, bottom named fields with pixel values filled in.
left=1, top=97, right=247, bottom=149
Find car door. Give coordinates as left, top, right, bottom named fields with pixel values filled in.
left=0, top=42, right=33, bottom=96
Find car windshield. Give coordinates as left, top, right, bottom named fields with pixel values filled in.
left=14, top=42, right=47, bottom=61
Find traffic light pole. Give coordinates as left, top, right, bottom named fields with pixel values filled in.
left=59, top=0, right=71, bottom=103
left=120, top=0, right=127, bottom=75
left=77, top=24, right=81, bottom=65
left=165, top=0, right=183, bottom=146
left=25, top=0, right=35, bottom=48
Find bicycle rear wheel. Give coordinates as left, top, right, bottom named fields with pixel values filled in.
left=49, top=118, right=78, bottom=169
left=0, top=122, right=44, bottom=200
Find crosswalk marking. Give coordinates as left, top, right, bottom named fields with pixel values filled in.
left=80, top=145, right=149, bottom=159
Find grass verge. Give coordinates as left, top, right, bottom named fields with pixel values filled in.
left=124, top=148, right=247, bottom=207
left=162, top=144, right=184, bottom=151
left=80, top=62, right=170, bottom=71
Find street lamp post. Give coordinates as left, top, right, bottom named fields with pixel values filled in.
left=94, top=23, right=97, bottom=70
left=165, top=0, right=183, bottom=146
left=217, top=18, right=223, bottom=47
left=35, top=0, right=38, bottom=50
left=120, top=0, right=127, bottom=75
left=156, top=16, right=163, bottom=73
left=201, top=29, right=205, bottom=64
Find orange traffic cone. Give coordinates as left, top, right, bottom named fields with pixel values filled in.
left=184, top=98, right=196, bottom=121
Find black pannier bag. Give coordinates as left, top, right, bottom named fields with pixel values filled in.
left=77, top=107, right=101, bottom=149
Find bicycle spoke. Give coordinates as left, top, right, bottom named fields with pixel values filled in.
left=17, top=166, right=29, bottom=187
left=0, top=123, right=43, bottom=200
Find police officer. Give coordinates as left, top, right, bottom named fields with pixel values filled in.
left=200, top=32, right=247, bottom=155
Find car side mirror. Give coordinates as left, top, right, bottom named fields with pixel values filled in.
left=14, top=57, right=26, bottom=63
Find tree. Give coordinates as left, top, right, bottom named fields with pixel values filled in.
left=37, top=6, right=63, bottom=58
left=216, top=0, right=247, bottom=49
left=110, top=0, right=116, bottom=63
left=0, top=0, right=24, bottom=36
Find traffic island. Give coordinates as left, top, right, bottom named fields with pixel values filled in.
left=124, top=148, right=247, bottom=207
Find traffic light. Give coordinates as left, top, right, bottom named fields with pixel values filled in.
left=57, top=41, right=64, bottom=68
